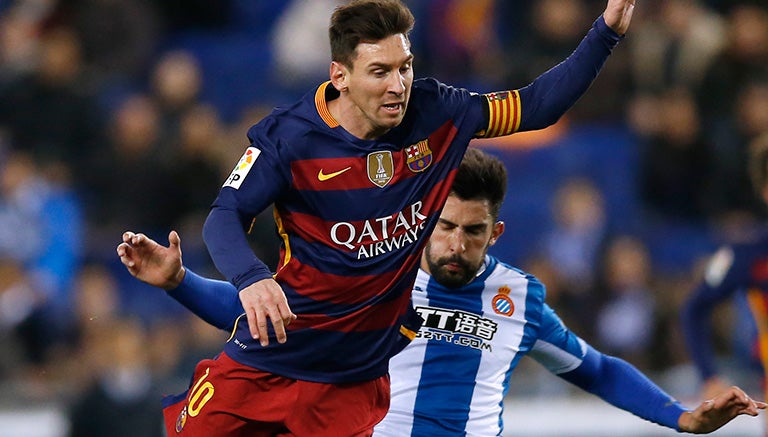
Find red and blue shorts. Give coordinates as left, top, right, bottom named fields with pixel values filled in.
left=162, top=351, right=390, bottom=437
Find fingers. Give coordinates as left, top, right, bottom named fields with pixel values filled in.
left=269, top=301, right=297, bottom=344
left=714, top=386, right=764, bottom=416
left=168, top=230, right=181, bottom=248
left=122, top=231, right=134, bottom=243
left=244, top=306, right=261, bottom=343
left=240, top=281, right=296, bottom=347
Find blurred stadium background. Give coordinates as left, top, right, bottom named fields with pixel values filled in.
left=0, top=0, right=767, bottom=435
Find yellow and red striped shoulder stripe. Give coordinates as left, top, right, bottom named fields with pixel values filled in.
left=478, top=90, right=521, bottom=138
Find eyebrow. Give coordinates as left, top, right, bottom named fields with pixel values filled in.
left=368, top=54, right=414, bottom=70
left=438, top=218, right=487, bottom=232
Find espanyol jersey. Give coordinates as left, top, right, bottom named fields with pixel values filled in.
left=374, top=255, right=587, bottom=437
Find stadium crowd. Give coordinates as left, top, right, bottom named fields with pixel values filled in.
left=0, top=0, right=767, bottom=434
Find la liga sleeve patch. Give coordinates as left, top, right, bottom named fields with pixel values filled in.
left=224, top=147, right=261, bottom=189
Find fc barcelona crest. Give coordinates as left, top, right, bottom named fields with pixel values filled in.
left=175, top=405, right=188, bottom=432
left=405, top=140, right=433, bottom=172
left=367, top=151, right=394, bottom=188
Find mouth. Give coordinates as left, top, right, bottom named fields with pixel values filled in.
left=443, top=261, right=464, bottom=273
left=382, top=102, right=403, bottom=114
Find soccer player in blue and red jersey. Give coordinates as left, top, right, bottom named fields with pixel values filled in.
left=119, top=148, right=765, bottom=435
left=148, top=0, right=639, bottom=434
left=681, top=132, right=768, bottom=435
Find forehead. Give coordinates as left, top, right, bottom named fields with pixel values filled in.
left=353, top=33, right=412, bottom=67
left=440, top=196, right=492, bottom=225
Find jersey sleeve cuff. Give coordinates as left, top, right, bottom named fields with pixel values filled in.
left=232, top=262, right=274, bottom=291
left=594, top=15, right=624, bottom=44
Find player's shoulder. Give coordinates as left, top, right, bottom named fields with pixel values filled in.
left=486, top=256, right=546, bottom=299
left=411, top=77, right=483, bottom=103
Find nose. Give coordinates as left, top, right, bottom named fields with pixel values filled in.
left=388, top=72, right=405, bottom=95
left=449, top=230, right=467, bottom=254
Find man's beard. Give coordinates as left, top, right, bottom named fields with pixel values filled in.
left=425, top=252, right=480, bottom=288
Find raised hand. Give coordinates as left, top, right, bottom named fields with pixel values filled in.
left=116, top=230, right=185, bottom=290
left=603, top=0, right=636, bottom=35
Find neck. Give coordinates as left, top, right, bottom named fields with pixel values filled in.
left=327, top=96, right=385, bottom=140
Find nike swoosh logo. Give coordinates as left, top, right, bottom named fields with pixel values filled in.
left=318, top=166, right=352, bottom=181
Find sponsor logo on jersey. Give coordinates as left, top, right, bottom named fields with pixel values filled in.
left=317, top=166, right=352, bottom=181
left=367, top=151, right=393, bottom=187
left=414, top=305, right=498, bottom=351
left=404, top=139, right=432, bottom=172
left=330, top=200, right=427, bottom=259
left=492, top=285, right=515, bottom=316
left=224, top=147, right=261, bottom=189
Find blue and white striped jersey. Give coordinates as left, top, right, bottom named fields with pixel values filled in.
left=374, top=255, right=588, bottom=436
left=169, top=253, right=686, bottom=434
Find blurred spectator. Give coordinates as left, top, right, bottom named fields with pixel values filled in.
left=410, top=0, right=505, bottom=90
left=628, top=0, right=726, bottom=92
left=0, top=150, right=83, bottom=368
left=48, top=0, right=160, bottom=92
left=0, top=26, right=105, bottom=183
left=271, top=0, right=342, bottom=92
left=67, top=317, right=163, bottom=437
left=635, top=87, right=715, bottom=220
left=708, top=80, right=768, bottom=225
left=540, top=177, right=608, bottom=296
left=695, top=3, right=768, bottom=125
left=501, top=0, right=632, bottom=120
left=0, top=257, right=40, bottom=378
left=595, top=235, right=656, bottom=369
left=149, top=49, right=204, bottom=150
left=81, top=93, right=176, bottom=258
left=167, top=103, right=228, bottom=274
left=0, top=0, right=52, bottom=83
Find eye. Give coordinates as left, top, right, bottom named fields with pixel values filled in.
left=399, top=63, right=411, bottom=74
left=465, top=226, right=485, bottom=236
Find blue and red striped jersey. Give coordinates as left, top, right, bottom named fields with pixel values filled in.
left=212, top=78, right=487, bottom=383
left=204, top=17, right=621, bottom=383
left=682, top=231, right=768, bottom=383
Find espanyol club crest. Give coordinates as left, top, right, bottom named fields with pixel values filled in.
left=492, top=285, right=514, bottom=316
left=405, top=140, right=432, bottom=172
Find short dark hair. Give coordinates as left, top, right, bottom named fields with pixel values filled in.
left=329, top=0, right=414, bottom=67
left=749, top=133, right=768, bottom=195
left=451, top=148, right=508, bottom=220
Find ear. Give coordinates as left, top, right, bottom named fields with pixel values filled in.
left=330, top=61, right=349, bottom=92
left=488, top=221, right=505, bottom=246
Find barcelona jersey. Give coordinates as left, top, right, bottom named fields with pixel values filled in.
left=213, top=79, right=491, bottom=383
left=205, top=17, right=622, bottom=384
left=682, top=231, right=768, bottom=383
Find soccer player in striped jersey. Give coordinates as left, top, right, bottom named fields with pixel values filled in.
left=151, top=0, right=640, bottom=434
left=119, top=148, right=764, bottom=436
left=681, top=132, right=768, bottom=435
